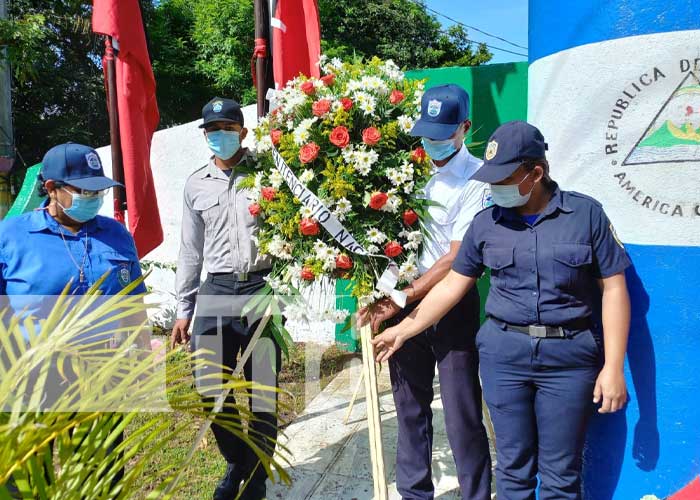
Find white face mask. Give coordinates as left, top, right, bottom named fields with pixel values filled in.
left=489, top=172, right=532, bottom=208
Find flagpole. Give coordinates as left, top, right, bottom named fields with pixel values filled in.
left=104, top=36, right=126, bottom=225
left=253, top=0, right=272, bottom=118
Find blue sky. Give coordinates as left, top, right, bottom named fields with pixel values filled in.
left=425, top=0, right=528, bottom=64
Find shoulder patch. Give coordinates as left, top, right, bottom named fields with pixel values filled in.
left=117, top=263, right=131, bottom=287
left=481, top=188, right=494, bottom=209
left=609, top=223, right=625, bottom=248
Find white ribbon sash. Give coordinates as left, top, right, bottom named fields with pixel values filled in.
left=272, top=147, right=407, bottom=307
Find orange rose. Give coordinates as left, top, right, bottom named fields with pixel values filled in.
left=320, top=74, right=335, bottom=86
left=340, top=97, right=353, bottom=111
left=390, top=90, right=405, bottom=105
left=270, top=129, right=282, bottom=145
left=335, top=254, right=353, bottom=270
left=312, top=99, right=332, bottom=117
left=362, top=126, right=382, bottom=146
left=300, top=80, right=315, bottom=95
left=261, top=187, right=276, bottom=201
left=299, top=218, right=320, bottom=236
left=301, top=267, right=315, bottom=280
left=299, top=142, right=321, bottom=164
left=369, top=192, right=389, bottom=210
left=410, top=147, right=427, bottom=163
left=384, top=241, right=403, bottom=258
left=402, top=209, right=419, bottom=226
left=248, top=203, right=262, bottom=217
left=329, top=126, right=350, bottom=148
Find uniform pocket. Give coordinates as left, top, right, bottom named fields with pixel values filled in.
left=103, top=251, right=137, bottom=290
left=483, top=246, right=515, bottom=289
left=552, top=243, right=592, bottom=289
left=193, top=193, right=225, bottom=237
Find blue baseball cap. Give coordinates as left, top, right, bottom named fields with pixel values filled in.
left=40, top=143, right=122, bottom=191
left=470, top=121, right=548, bottom=183
left=200, top=97, right=244, bottom=128
left=409, top=84, right=470, bottom=140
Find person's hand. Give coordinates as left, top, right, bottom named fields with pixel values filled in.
left=370, top=326, right=405, bottom=363
left=357, top=298, right=401, bottom=333
left=171, top=318, right=192, bottom=349
left=593, top=365, right=628, bottom=413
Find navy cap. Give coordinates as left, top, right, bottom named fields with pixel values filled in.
left=470, top=121, right=548, bottom=183
left=200, top=97, right=244, bottom=128
left=410, top=84, right=470, bottom=140
left=40, top=143, right=122, bottom=191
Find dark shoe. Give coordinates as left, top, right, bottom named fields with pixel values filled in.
left=213, top=463, right=243, bottom=500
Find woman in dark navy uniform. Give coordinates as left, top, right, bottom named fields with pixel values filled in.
left=371, top=121, right=631, bottom=500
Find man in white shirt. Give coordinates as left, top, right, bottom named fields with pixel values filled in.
left=360, top=84, right=492, bottom=500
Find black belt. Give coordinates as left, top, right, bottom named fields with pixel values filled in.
left=491, top=317, right=590, bottom=338
left=207, top=270, right=268, bottom=282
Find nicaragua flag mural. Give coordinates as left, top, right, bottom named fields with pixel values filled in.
left=528, top=1, right=700, bottom=499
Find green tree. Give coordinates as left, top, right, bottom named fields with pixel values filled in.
left=318, top=0, right=492, bottom=69
left=6, top=0, right=109, bottom=168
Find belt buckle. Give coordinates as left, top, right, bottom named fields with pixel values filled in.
left=233, top=272, right=249, bottom=281
left=528, top=325, right=548, bottom=338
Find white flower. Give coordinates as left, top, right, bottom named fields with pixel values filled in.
left=255, top=134, right=272, bottom=154
left=397, top=115, right=415, bottom=134
left=403, top=181, right=415, bottom=194
left=366, top=244, right=380, bottom=254
left=381, top=60, right=404, bottom=81
left=299, top=169, right=314, bottom=184
left=346, top=79, right=364, bottom=93
left=267, top=235, right=294, bottom=260
left=360, top=75, right=389, bottom=94
left=280, top=87, right=308, bottom=115
left=367, top=228, right=387, bottom=244
left=293, top=117, right=317, bottom=146
left=269, top=168, right=284, bottom=189
left=335, top=197, right=352, bottom=214
left=300, top=205, right=314, bottom=218
left=286, top=119, right=295, bottom=131
left=323, top=308, right=350, bottom=324
left=354, top=91, right=377, bottom=116
left=313, top=240, right=327, bottom=253
left=253, top=171, right=265, bottom=189
left=381, top=192, right=402, bottom=213
left=399, top=255, right=420, bottom=282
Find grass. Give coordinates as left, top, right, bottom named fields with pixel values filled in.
left=127, top=339, right=357, bottom=500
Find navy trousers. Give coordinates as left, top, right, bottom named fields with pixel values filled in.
left=191, top=273, right=281, bottom=483
left=388, top=288, right=492, bottom=500
left=477, top=319, right=602, bottom=500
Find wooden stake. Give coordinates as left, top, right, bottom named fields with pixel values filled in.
left=343, top=369, right=364, bottom=424
left=360, top=323, right=388, bottom=499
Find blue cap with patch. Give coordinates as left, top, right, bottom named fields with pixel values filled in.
left=200, top=97, right=244, bottom=128
left=409, top=84, right=470, bottom=140
left=40, top=143, right=122, bottom=191
left=470, top=121, right=548, bottom=183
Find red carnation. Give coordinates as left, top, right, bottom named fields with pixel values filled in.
left=270, top=129, right=282, bottom=145
left=369, top=192, right=389, bottom=210
left=300, top=80, right=316, bottom=95
left=335, top=254, right=353, bottom=270
left=299, top=218, right=320, bottom=236
left=362, top=127, right=382, bottom=146
left=321, top=73, right=335, bottom=86
left=340, top=97, right=353, bottom=111
left=384, top=241, right=403, bottom=258
left=299, top=142, right=321, bottom=164
left=301, top=267, right=315, bottom=281
left=248, top=203, right=262, bottom=217
left=403, top=209, right=419, bottom=226
left=312, top=99, right=332, bottom=117
left=390, top=90, right=405, bottom=105
left=329, top=126, right=350, bottom=148
left=410, top=147, right=427, bottom=163
left=261, top=187, right=276, bottom=201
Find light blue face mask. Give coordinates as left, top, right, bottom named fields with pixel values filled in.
left=59, top=188, right=104, bottom=223
left=489, top=172, right=532, bottom=208
left=421, top=137, right=457, bottom=161
left=206, top=130, right=241, bottom=160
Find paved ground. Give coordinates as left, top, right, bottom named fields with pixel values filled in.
left=266, top=358, right=497, bottom=499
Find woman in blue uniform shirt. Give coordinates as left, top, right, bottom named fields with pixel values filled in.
left=372, top=121, right=631, bottom=500
left=0, top=143, right=147, bottom=323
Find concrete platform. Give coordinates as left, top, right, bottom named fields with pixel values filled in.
left=267, top=358, right=497, bottom=499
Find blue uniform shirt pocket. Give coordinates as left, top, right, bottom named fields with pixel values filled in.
left=101, top=251, right=145, bottom=295
left=552, top=243, right=592, bottom=289
left=483, top=246, right=515, bottom=289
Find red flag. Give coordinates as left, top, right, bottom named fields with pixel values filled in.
left=92, top=0, right=163, bottom=258
left=670, top=477, right=700, bottom=500
left=272, top=0, right=321, bottom=89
